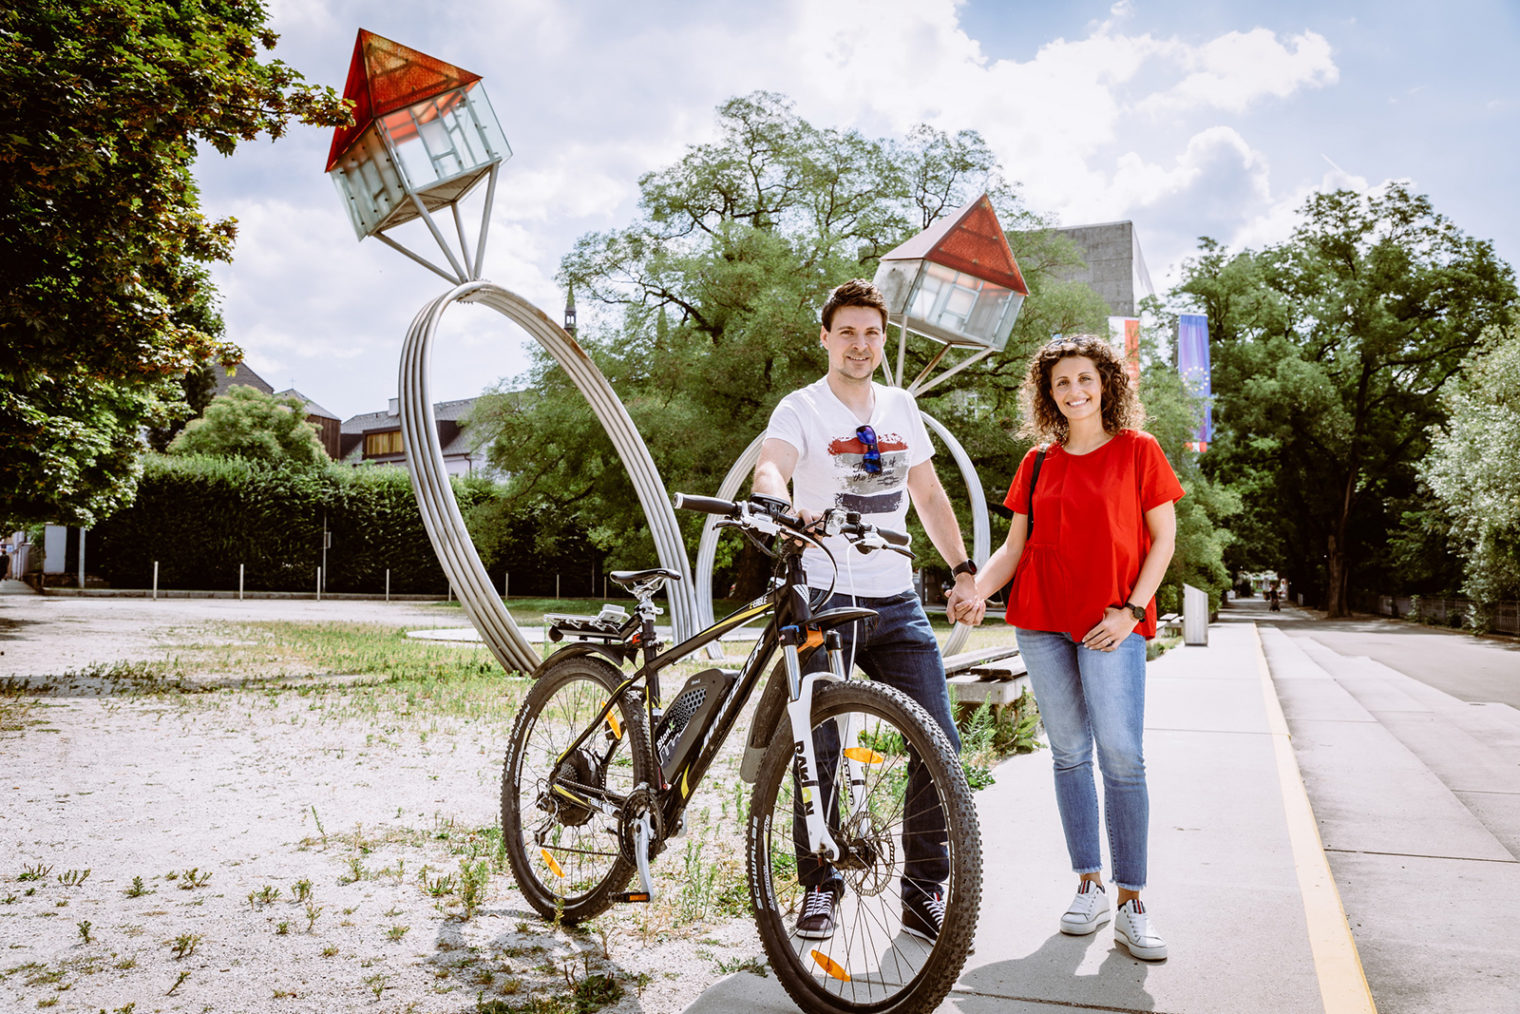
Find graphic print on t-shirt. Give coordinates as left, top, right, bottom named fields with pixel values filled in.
left=826, top=430, right=908, bottom=515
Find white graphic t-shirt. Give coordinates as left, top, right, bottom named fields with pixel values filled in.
left=764, top=378, right=933, bottom=596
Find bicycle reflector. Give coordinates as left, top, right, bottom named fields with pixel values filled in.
left=811, top=950, right=852, bottom=982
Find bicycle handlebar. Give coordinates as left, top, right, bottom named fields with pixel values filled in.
left=673, top=493, right=912, bottom=556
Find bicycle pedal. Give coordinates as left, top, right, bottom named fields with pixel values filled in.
left=613, top=891, right=652, bottom=904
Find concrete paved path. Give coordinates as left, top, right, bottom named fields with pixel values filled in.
left=683, top=619, right=1376, bottom=1014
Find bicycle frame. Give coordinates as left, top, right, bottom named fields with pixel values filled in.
left=535, top=523, right=879, bottom=897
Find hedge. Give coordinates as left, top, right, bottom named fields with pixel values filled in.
left=89, top=455, right=601, bottom=595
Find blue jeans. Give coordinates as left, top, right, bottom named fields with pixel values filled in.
left=796, top=591, right=962, bottom=902
left=1015, top=628, right=1149, bottom=891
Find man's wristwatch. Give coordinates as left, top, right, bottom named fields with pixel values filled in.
left=951, top=559, right=978, bottom=578
left=1116, top=601, right=1146, bottom=621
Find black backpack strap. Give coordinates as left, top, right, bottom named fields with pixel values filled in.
left=1027, top=448, right=1047, bottom=538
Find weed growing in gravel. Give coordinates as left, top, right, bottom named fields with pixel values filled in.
left=365, top=972, right=390, bottom=999
left=458, top=860, right=490, bottom=920
left=75, top=920, right=91, bottom=943
left=321, top=944, right=339, bottom=957
left=124, top=875, right=150, bottom=898
left=18, top=863, right=51, bottom=882
left=293, top=877, right=313, bottom=901
left=56, top=868, right=90, bottom=888
left=176, top=867, right=211, bottom=889
left=167, top=969, right=190, bottom=994
left=305, top=903, right=322, bottom=932
left=170, top=933, right=201, bottom=959
left=386, top=924, right=410, bottom=942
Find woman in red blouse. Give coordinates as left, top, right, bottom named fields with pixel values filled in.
left=969, top=335, right=1183, bottom=961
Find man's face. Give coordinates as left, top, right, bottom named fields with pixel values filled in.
left=821, top=305, right=887, bottom=383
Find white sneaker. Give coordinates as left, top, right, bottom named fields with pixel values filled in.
left=1114, top=898, right=1168, bottom=960
left=1058, top=880, right=1110, bottom=935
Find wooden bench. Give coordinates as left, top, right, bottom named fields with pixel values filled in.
left=943, top=645, right=1029, bottom=716
left=1157, top=612, right=1183, bottom=637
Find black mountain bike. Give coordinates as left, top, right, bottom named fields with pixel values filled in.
left=500, top=493, right=982, bottom=1014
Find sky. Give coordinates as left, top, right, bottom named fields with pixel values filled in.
left=192, top=0, right=1520, bottom=422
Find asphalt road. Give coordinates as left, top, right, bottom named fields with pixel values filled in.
left=1220, top=595, right=1520, bottom=708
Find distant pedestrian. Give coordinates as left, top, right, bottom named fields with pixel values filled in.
left=964, top=335, right=1184, bottom=961
left=1269, top=586, right=1281, bottom=612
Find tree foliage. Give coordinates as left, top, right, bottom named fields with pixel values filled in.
left=1173, top=184, right=1516, bottom=614
left=472, top=92, right=1112, bottom=588
left=1418, top=321, right=1520, bottom=618
left=0, top=0, right=347, bottom=527
left=168, top=385, right=327, bottom=467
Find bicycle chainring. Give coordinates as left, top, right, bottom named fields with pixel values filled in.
left=617, top=787, right=664, bottom=865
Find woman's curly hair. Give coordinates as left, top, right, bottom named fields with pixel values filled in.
left=1019, top=334, right=1144, bottom=444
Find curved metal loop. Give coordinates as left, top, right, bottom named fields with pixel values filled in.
left=692, top=413, right=989, bottom=657
left=399, top=281, right=700, bottom=675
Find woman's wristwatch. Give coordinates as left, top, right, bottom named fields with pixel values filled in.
left=1114, top=601, right=1146, bottom=621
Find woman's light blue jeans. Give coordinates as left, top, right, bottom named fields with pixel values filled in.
left=1015, top=627, right=1149, bottom=891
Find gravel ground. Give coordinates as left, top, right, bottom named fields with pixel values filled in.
left=0, top=593, right=762, bottom=1014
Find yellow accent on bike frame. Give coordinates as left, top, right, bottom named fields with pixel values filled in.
left=540, top=850, right=565, bottom=879
left=811, top=950, right=851, bottom=981
left=681, top=768, right=691, bottom=798
left=602, top=705, right=622, bottom=740
left=843, top=746, right=885, bottom=765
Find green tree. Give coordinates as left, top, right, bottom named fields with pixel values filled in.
left=1173, top=184, right=1516, bottom=615
left=472, top=92, right=1111, bottom=590
left=1418, top=321, right=1520, bottom=623
left=168, top=386, right=326, bottom=467
left=0, top=0, right=347, bottom=527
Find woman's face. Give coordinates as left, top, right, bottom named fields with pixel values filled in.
left=1049, top=355, right=1103, bottom=425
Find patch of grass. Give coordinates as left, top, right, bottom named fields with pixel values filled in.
left=386, top=924, right=410, bottom=942
left=715, top=955, right=768, bottom=977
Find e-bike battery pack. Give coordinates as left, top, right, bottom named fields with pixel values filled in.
left=653, top=668, right=737, bottom=782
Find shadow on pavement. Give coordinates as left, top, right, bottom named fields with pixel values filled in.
left=955, top=931, right=1157, bottom=1012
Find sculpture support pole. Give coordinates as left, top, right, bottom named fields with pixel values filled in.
left=399, top=280, right=700, bottom=675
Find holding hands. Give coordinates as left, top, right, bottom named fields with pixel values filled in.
left=946, top=574, right=986, bottom=626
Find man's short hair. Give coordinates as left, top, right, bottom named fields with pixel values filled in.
left=821, top=279, right=889, bottom=331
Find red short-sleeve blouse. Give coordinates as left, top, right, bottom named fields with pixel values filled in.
left=1002, top=429, right=1184, bottom=640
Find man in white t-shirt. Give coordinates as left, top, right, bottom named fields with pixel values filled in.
left=752, top=278, right=986, bottom=944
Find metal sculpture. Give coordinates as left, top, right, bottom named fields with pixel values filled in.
left=330, top=32, right=1025, bottom=669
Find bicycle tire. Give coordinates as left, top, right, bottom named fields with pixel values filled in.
left=501, top=654, right=653, bottom=922
left=747, top=679, right=982, bottom=1014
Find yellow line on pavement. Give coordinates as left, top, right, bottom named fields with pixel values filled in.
left=1253, top=624, right=1378, bottom=1014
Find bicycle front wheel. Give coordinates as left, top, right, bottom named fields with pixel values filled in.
left=747, top=679, right=982, bottom=1014
left=501, top=654, right=652, bottom=923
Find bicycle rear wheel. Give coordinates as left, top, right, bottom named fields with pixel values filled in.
left=747, top=679, right=982, bottom=1014
left=501, top=654, right=652, bottom=922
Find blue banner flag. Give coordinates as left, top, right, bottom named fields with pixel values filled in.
left=1177, top=313, right=1212, bottom=451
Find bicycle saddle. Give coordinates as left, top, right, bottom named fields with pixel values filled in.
left=609, top=568, right=683, bottom=584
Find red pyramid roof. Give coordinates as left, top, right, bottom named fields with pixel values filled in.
left=325, top=29, right=483, bottom=171
left=881, top=195, right=1028, bottom=295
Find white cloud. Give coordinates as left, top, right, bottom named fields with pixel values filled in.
left=1136, top=29, right=1338, bottom=116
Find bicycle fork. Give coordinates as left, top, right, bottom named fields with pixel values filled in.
left=781, top=626, right=870, bottom=862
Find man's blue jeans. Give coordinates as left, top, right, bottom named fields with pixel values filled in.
left=1015, top=627, right=1149, bottom=891
left=795, top=591, right=962, bottom=903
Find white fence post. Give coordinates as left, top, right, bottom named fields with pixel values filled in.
left=316, top=567, right=322, bottom=602
left=152, top=561, right=158, bottom=600
left=239, top=564, right=244, bottom=601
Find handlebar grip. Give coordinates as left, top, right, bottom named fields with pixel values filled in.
left=672, top=493, right=739, bottom=516
left=877, top=526, right=911, bottom=547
